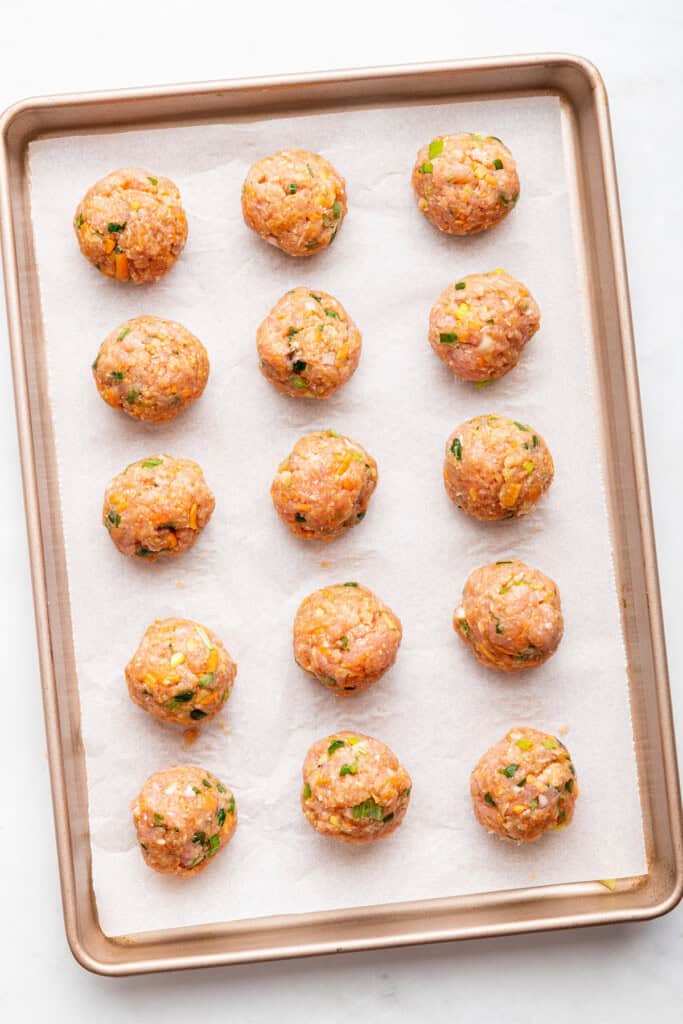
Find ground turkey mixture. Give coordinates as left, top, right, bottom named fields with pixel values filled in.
left=301, top=731, right=412, bottom=843
left=126, top=618, right=236, bottom=725
left=256, top=287, right=361, bottom=398
left=74, top=168, right=187, bottom=283
left=103, top=454, right=215, bottom=560
left=242, top=149, right=347, bottom=256
left=471, top=726, right=578, bottom=841
left=271, top=430, right=377, bottom=540
left=132, top=765, right=237, bottom=876
left=412, top=133, right=519, bottom=235
left=444, top=415, right=554, bottom=520
left=92, top=315, right=209, bottom=422
left=453, top=560, right=563, bottom=671
left=294, top=582, right=402, bottom=695
left=429, top=270, right=540, bottom=383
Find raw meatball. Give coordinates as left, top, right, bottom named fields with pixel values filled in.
left=293, top=583, right=402, bottom=695
left=412, top=133, right=519, bottom=235
left=126, top=618, right=237, bottom=725
left=103, top=454, right=215, bottom=560
left=444, top=415, right=553, bottom=520
left=74, top=168, right=187, bottom=283
left=429, top=271, right=540, bottom=382
left=256, top=287, right=361, bottom=399
left=92, top=316, right=209, bottom=422
left=241, top=149, right=347, bottom=256
left=132, top=765, right=237, bottom=876
left=471, top=727, right=578, bottom=842
left=453, top=561, right=563, bottom=671
left=271, top=430, right=377, bottom=540
left=301, top=731, right=412, bottom=843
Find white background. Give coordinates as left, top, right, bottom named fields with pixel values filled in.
left=0, top=0, right=680, bottom=1019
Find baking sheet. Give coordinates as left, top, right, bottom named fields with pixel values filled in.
left=27, top=95, right=647, bottom=938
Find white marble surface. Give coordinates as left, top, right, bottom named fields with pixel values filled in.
left=0, top=0, right=680, bottom=1018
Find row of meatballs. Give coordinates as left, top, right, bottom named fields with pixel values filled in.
left=90, top=270, right=540, bottom=427
left=134, top=725, right=578, bottom=877
left=102, top=415, right=554, bottom=566
left=74, top=134, right=520, bottom=282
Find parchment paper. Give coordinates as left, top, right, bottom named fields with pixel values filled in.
left=28, top=95, right=647, bottom=937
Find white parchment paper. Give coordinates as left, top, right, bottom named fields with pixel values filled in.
left=28, top=95, right=647, bottom=937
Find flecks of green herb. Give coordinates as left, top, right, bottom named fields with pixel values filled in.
left=327, top=739, right=345, bottom=755
left=529, top=800, right=539, bottom=811
left=339, top=636, right=349, bottom=650
left=295, top=512, right=306, bottom=523
left=107, top=509, right=121, bottom=528
left=288, top=183, right=298, bottom=194
left=192, top=831, right=207, bottom=845
left=339, top=763, right=357, bottom=777
left=475, top=379, right=492, bottom=389
left=228, top=795, right=236, bottom=815
left=440, top=331, right=458, bottom=345
left=428, top=138, right=444, bottom=159
left=455, top=282, right=466, bottom=290
left=202, top=779, right=212, bottom=788
left=557, top=809, right=566, bottom=823
left=458, top=619, right=470, bottom=635
left=192, top=786, right=201, bottom=795
left=217, top=808, right=226, bottom=827
left=495, top=620, right=504, bottom=634
left=136, top=546, right=152, bottom=558
left=499, top=764, right=519, bottom=778
left=142, top=458, right=162, bottom=468
left=496, top=560, right=512, bottom=564
left=514, top=421, right=530, bottom=432
left=127, top=389, right=139, bottom=404
left=110, top=371, right=124, bottom=381
left=565, top=779, right=574, bottom=793
left=287, top=326, right=301, bottom=338
left=292, top=359, right=307, bottom=373
left=302, top=784, right=311, bottom=800
left=117, top=327, right=131, bottom=341
left=198, top=673, right=214, bottom=688
left=290, top=376, right=307, bottom=390
left=343, top=582, right=358, bottom=587
left=325, top=308, right=339, bottom=318
left=493, top=158, right=504, bottom=170
left=190, top=709, right=207, bottom=720
left=484, top=792, right=496, bottom=806
left=92, top=354, right=99, bottom=370
left=418, top=161, right=433, bottom=174
left=352, top=798, right=384, bottom=821
left=216, top=782, right=226, bottom=794
left=147, top=176, right=158, bottom=186
left=450, top=437, right=462, bottom=460
left=208, top=834, right=221, bottom=856
left=332, top=200, right=341, bottom=218
left=107, top=222, right=126, bottom=233
left=310, top=292, right=322, bottom=302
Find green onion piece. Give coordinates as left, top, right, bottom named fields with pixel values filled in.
left=192, top=831, right=207, bottom=845
left=493, top=158, right=504, bottom=170
left=310, top=292, right=322, bottom=302
left=107, top=222, right=126, bottom=233
left=532, top=435, right=539, bottom=447
left=201, top=779, right=212, bottom=789
left=328, top=739, right=345, bottom=755
left=339, top=763, right=357, bottom=776
left=127, top=389, right=139, bottom=404
left=142, top=458, right=162, bottom=468
left=117, top=327, right=131, bottom=341
left=565, top=779, right=574, bottom=793
left=190, top=709, right=207, bottom=720
left=496, top=560, right=512, bottom=564
left=332, top=200, right=341, bottom=218
left=228, top=795, right=236, bottom=815
left=383, top=812, right=394, bottom=823
left=484, top=792, right=496, bottom=806
left=147, top=176, right=158, bottom=186
left=499, top=194, right=510, bottom=205
left=292, top=360, right=307, bottom=373
left=542, top=738, right=558, bottom=749
left=325, top=309, right=339, bottom=318
left=457, top=619, right=470, bottom=635
left=290, top=376, right=308, bottom=390
left=192, top=786, right=201, bottom=795
left=529, top=800, right=539, bottom=811
left=107, top=509, right=121, bottom=528
left=475, top=379, right=492, bottom=389
left=486, top=318, right=494, bottom=324
left=303, top=784, right=311, bottom=800
left=495, top=621, right=504, bottom=634
left=198, top=674, right=214, bottom=688
left=343, top=582, right=358, bottom=587
left=208, top=834, right=221, bottom=856
left=76, top=213, right=84, bottom=229
left=499, top=764, right=519, bottom=778
left=450, top=437, right=462, bottom=460
left=295, top=512, right=306, bottom=523
left=287, top=326, right=301, bottom=338
left=557, top=809, right=566, bottom=823
left=217, top=808, right=226, bottom=827
left=488, top=136, right=503, bottom=143
left=136, top=546, right=152, bottom=558
left=92, top=354, right=99, bottom=370
left=110, top=371, right=124, bottom=381
left=514, top=421, right=530, bottom=432
left=428, top=139, right=444, bottom=159
left=418, top=161, right=433, bottom=174
left=439, top=332, right=458, bottom=345
left=216, top=783, right=226, bottom=794
left=455, top=282, right=466, bottom=290
left=173, top=690, right=195, bottom=703
left=339, top=636, right=349, bottom=650
left=351, top=798, right=384, bottom=821
left=288, top=183, right=298, bottom=194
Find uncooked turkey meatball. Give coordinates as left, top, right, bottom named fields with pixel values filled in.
left=453, top=560, right=563, bottom=671
left=429, top=271, right=540, bottom=382
left=103, top=454, right=215, bottom=560
left=412, top=133, right=519, bottom=235
left=444, top=415, right=554, bottom=520
left=132, top=765, right=237, bottom=876
left=470, top=727, right=578, bottom=842
left=271, top=430, right=377, bottom=540
left=92, top=316, right=209, bottom=422
left=242, top=149, right=347, bottom=256
left=293, top=582, right=402, bottom=695
left=301, top=731, right=412, bottom=843
left=74, top=168, right=187, bottom=283
left=256, top=287, right=361, bottom=398
left=126, top=618, right=237, bottom=725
